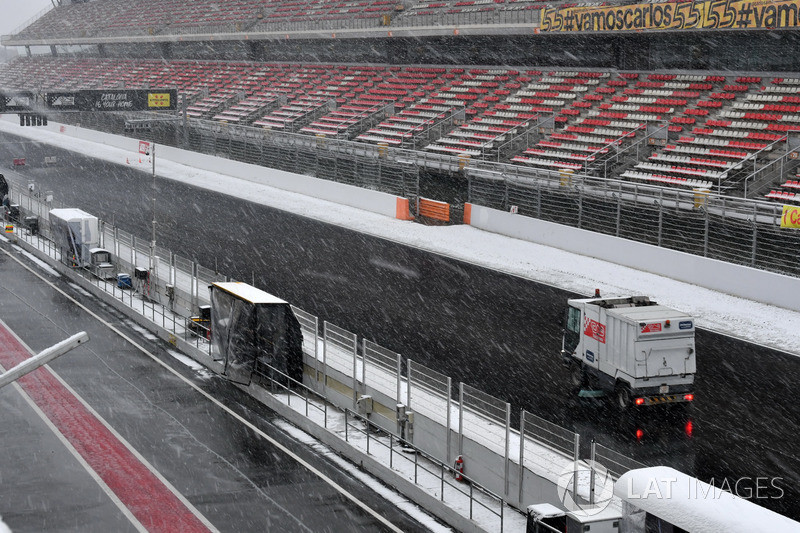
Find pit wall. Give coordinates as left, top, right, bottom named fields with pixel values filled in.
left=0, top=117, right=411, bottom=220
left=465, top=203, right=800, bottom=313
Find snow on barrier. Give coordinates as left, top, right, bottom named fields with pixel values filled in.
left=1, top=118, right=414, bottom=222
left=464, top=202, right=800, bottom=313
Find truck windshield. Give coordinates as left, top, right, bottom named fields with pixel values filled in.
left=566, top=306, right=581, bottom=334
left=563, top=306, right=581, bottom=355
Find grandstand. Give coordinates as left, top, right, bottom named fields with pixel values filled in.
left=2, top=0, right=800, bottom=268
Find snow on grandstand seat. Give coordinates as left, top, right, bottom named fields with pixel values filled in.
left=300, top=102, right=387, bottom=138
left=390, top=101, right=462, bottom=135
left=504, top=71, right=678, bottom=174
left=628, top=74, right=782, bottom=191
left=253, top=96, right=332, bottom=132
left=765, top=190, right=799, bottom=203
left=423, top=69, right=537, bottom=157
left=763, top=180, right=800, bottom=204
left=620, top=170, right=713, bottom=190
left=212, top=94, right=281, bottom=124
left=186, top=93, right=239, bottom=119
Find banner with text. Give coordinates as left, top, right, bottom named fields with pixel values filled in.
left=540, top=0, right=800, bottom=33
left=45, top=89, right=177, bottom=112
left=782, top=204, right=800, bottom=229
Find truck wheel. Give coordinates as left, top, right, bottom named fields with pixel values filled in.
left=570, top=362, right=586, bottom=388
left=616, top=384, right=631, bottom=410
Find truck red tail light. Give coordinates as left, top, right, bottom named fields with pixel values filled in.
left=635, top=397, right=645, bottom=405
left=684, top=394, right=694, bottom=401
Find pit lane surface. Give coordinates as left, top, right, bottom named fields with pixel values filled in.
left=0, top=237, right=439, bottom=532
left=2, top=131, right=799, bottom=521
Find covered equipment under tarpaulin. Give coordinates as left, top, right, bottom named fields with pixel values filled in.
left=49, top=208, right=100, bottom=267
left=210, top=282, right=304, bottom=385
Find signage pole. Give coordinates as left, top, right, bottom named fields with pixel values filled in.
left=150, top=143, right=156, bottom=277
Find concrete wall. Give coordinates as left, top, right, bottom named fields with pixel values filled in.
left=466, top=203, right=800, bottom=313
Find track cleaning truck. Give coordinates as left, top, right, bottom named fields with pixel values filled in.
left=561, top=294, right=696, bottom=409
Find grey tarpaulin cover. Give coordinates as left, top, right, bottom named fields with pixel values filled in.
left=210, top=282, right=303, bottom=384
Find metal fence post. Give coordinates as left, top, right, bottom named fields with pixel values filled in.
left=352, top=337, right=358, bottom=411
left=396, top=353, right=402, bottom=407
left=169, top=251, right=175, bottom=286
left=446, top=375, right=452, bottom=465
left=751, top=204, right=758, bottom=267
left=458, top=382, right=465, bottom=456
left=361, top=338, right=367, bottom=392
left=191, top=261, right=198, bottom=312
left=590, top=439, right=596, bottom=505
left=322, top=321, right=329, bottom=396
left=536, top=180, right=542, bottom=218
left=573, top=433, right=580, bottom=507
left=504, top=401, right=511, bottom=498
left=407, top=359, right=412, bottom=411
left=313, top=315, right=319, bottom=385
left=518, top=411, right=526, bottom=506
left=131, top=234, right=137, bottom=269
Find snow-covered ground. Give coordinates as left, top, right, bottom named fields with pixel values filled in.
left=2, top=120, right=799, bottom=357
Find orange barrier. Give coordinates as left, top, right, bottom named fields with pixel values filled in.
left=463, top=203, right=472, bottom=225
left=395, top=198, right=414, bottom=220
left=419, top=198, right=450, bottom=222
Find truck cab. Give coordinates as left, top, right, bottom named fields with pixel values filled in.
left=562, top=295, right=696, bottom=409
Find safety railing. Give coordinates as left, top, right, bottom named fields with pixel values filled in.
left=253, top=360, right=331, bottom=428
left=5, top=169, right=657, bottom=526
left=344, top=408, right=508, bottom=533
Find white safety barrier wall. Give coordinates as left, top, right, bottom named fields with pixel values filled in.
left=466, top=202, right=800, bottom=313
left=1, top=117, right=410, bottom=220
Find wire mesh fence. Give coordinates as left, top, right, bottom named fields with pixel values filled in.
left=521, top=411, right=577, bottom=459
left=469, top=170, right=800, bottom=277
left=593, top=441, right=647, bottom=481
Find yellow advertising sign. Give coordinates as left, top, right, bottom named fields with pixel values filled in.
left=540, top=0, right=800, bottom=32
left=147, top=92, right=172, bottom=108
left=782, top=204, right=800, bottom=228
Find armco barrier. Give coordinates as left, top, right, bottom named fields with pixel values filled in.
left=464, top=202, right=800, bottom=313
